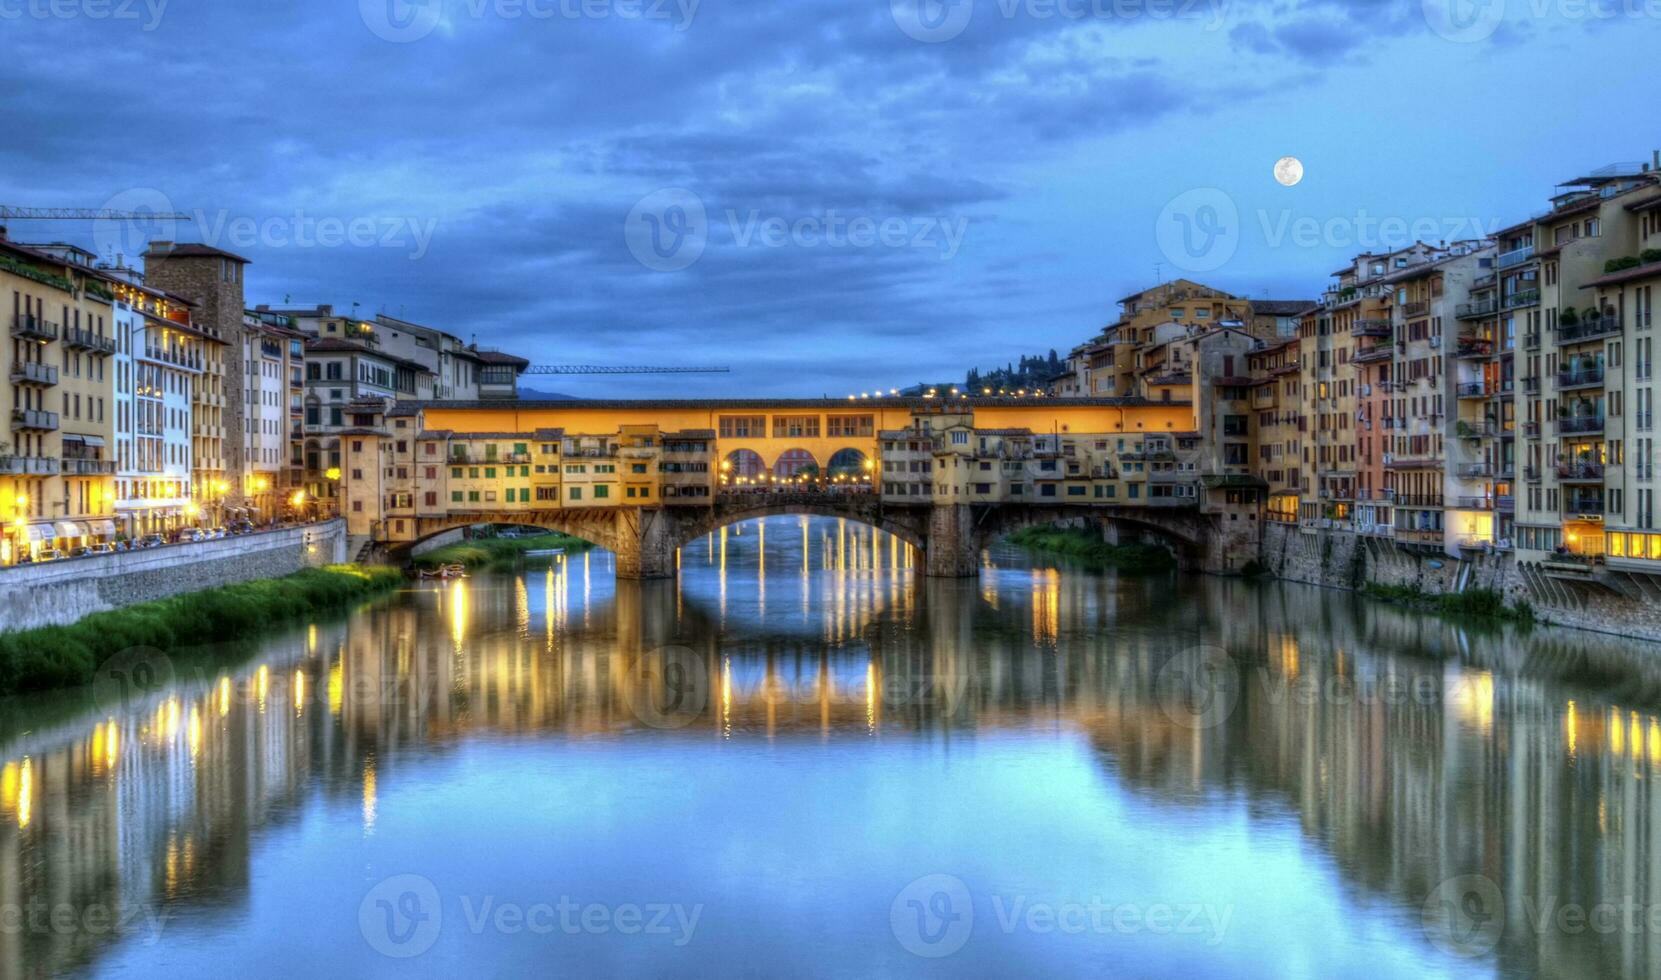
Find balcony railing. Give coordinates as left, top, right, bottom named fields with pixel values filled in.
left=1559, top=415, right=1605, bottom=435
left=11, top=314, right=58, bottom=341
left=1456, top=462, right=1494, bottom=479
left=1522, top=375, right=1541, bottom=393
left=1456, top=495, right=1495, bottom=510
left=1557, top=315, right=1622, bottom=345
left=1456, top=298, right=1498, bottom=320
left=1504, top=289, right=1541, bottom=310
left=9, top=361, right=57, bottom=386
left=1496, top=245, right=1536, bottom=269
left=1454, top=338, right=1494, bottom=359
left=0, top=455, right=59, bottom=475
left=10, top=408, right=59, bottom=431
left=1555, top=460, right=1605, bottom=481
left=1557, top=367, right=1605, bottom=389
left=1401, top=300, right=1431, bottom=318
left=1351, top=319, right=1391, bottom=337
left=64, top=327, right=116, bottom=355
left=1524, top=421, right=1541, bottom=438
left=61, top=457, right=116, bottom=475
left=1353, top=345, right=1392, bottom=363
left=1456, top=421, right=1496, bottom=439
left=1456, top=382, right=1489, bottom=398
left=1564, top=497, right=1606, bottom=516
left=1498, top=495, right=1515, bottom=511
left=1524, top=332, right=1542, bottom=349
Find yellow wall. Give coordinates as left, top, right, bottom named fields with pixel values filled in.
left=418, top=402, right=1199, bottom=473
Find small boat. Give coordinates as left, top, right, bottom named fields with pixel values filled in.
left=523, top=548, right=565, bottom=558
left=417, top=562, right=468, bottom=580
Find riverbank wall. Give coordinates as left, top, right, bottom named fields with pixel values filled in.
left=0, top=520, right=349, bottom=632
left=1259, top=522, right=1661, bottom=641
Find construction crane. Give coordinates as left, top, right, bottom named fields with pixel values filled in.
left=524, top=365, right=730, bottom=376
left=0, top=206, right=193, bottom=221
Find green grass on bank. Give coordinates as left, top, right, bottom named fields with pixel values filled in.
left=1362, top=583, right=1536, bottom=625
left=1006, top=526, right=1176, bottom=573
left=411, top=532, right=594, bottom=570
left=0, top=564, right=404, bottom=697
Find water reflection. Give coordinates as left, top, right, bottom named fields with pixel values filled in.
left=3, top=517, right=1661, bottom=976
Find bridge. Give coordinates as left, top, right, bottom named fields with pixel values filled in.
left=348, top=397, right=1261, bottom=577
left=397, top=490, right=1231, bottom=578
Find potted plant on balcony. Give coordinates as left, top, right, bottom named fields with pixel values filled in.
left=1560, top=308, right=1579, bottom=326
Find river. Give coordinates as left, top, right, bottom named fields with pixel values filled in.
left=3, top=516, right=1661, bottom=978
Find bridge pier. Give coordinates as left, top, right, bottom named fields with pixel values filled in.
left=614, top=509, right=678, bottom=580
left=924, top=504, right=980, bottom=578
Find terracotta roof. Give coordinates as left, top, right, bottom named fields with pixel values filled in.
left=474, top=350, right=530, bottom=368
left=1251, top=300, right=1318, bottom=316
left=144, top=242, right=251, bottom=263
left=1580, top=261, right=1661, bottom=289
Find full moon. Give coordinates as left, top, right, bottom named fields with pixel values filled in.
left=1274, top=156, right=1305, bottom=187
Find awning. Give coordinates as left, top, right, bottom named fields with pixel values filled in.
left=80, top=435, right=106, bottom=448
left=24, top=524, right=50, bottom=542
left=90, top=519, right=117, bottom=537
left=55, top=521, right=88, bottom=540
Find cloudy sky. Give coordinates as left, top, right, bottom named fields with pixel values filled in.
left=2, top=0, right=1656, bottom=396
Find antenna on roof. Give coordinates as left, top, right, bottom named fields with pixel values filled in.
left=1153, top=262, right=1165, bottom=285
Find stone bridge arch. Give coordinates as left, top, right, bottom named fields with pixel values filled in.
left=663, top=493, right=929, bottom=554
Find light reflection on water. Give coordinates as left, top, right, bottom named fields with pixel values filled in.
left=2, top=516, right=1661, bottom=977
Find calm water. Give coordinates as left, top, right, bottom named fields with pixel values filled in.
left=5, top=517, right=1661, bottom=978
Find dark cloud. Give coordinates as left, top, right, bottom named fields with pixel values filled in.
left=0, top=0, right=1631, bottom=394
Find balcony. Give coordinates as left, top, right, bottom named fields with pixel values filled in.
left=1401, top=300, right=1431, bottom=319
left=1496, top=245, right=1536, bottom=269
left=1556, top=460, right=1605, bottom=481
left=1524, top=421, right=1541, bottom=439
left=1353, top=345, right=1392, bottom=363
left=1498, top=495, right=1515, bottom=511
left=1563, top=496, right=1606, bottom=517
left=1557, top=315, right=1622, bottom=345
left=0, top=455, right=59, bottom=475
left=64, top=327, right=116, bottom=356
left=1456, top=462, right=1494, bottom=479
left=1351, top=319, right=1392, bottom=337
left=1455, top=495, right=1495, bottom=510
left=10, top=408, right=59, bottom=431
left=1524, top=332, right=1542, bottom=350
left=1454, top=338, right=1494, bottom=359
left=1456, top=420, right=1496, bottom=439
left=1557, top=366, right=1605, bottom=390
left=1456, top=382, right=1490, bottom=398
left=11, top=314, right=58, bottom=341
left=1456, top=298, right=1498, bottom=320
left=1503, top=289, right=1541, bottom=310
left=1522, top=375, right=1540, bottom=393
left=1394, top=493, right=1445, bottom=507
left=61, top=457, right=116, bottom=476
left=9, top=361, right=57, bottom=386
left=1559, top=415, right=1605, bottom=435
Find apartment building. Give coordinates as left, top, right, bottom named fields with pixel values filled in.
left=242, top=312, right=306, bottom=521
left=0, top=236, right=123, bottom=561
left=1508, top=158, right=1661, bottom=577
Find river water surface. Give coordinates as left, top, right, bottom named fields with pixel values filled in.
left=4, top=516, right=1661, bottom=978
